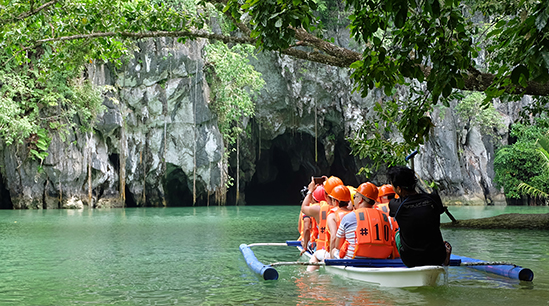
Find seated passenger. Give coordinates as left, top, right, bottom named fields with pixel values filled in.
left=375, top=184, right=397, bottom=213
left=298, top=185, right=325, bottom=255
left=301, top=176, right=343, bottom=252
left=301, top=176, right=344, bottom=270
left=331, top=182, right=393, bottom=260
left=326, top=185, right=354, bottom=256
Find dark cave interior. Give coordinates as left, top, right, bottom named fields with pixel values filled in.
left=0, top=172, right=13, bottom=209
left=243, top=132, right=361, bottom=206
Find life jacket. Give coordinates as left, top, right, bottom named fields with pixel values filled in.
left=328, top=207, right=353, bottom=251
left=375, top=203, right=389, bottom=214
left=298, top=204, right=320, bottom=242
left=374, top=203, right=400, bottom=258
left=353, top=208, right=393, bottom=259
left=316, top=201, right=332, bottom=250
left=310, top=216, right=319, bottom=243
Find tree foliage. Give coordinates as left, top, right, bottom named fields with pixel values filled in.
left=454, top=91, right=504, bottom=141
left=1, top=0, right=549, bottom=173
left=204, top=42, right=264, bottom=145
left=494, top=118, right=549, bottom=203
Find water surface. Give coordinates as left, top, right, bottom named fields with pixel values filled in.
left=0, top=205, right=547, bottom=305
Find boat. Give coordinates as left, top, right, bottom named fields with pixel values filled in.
left=239, top=241, right=534, bottom=288
left=297, top=245, right=447, bottom=287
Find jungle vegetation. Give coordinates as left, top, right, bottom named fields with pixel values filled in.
left=1, top=0, right=548, bottom=200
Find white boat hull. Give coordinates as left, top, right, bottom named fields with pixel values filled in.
left=325, top=264, right=446, bottom=287
left=299, top=247, right=446, bottom=287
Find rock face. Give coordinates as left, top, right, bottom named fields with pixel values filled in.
left=0, top=36, right=530, bottom=208
left=0, top=38, right=224, bottom=209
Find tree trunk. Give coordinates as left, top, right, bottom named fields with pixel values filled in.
left=441, top=213, right=549, bottom=230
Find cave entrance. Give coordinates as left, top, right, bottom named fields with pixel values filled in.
left=245, top=145, right=310, bottom=206
left=124, top=185, right=138, bottom=207
left=0, top=172, right=13, bottom=209
left=164, top=163, right=195, bottom=206
left=244, top=132, right=362, bottom=206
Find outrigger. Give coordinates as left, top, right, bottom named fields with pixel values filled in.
left=239, top=241, right=534, bottom=287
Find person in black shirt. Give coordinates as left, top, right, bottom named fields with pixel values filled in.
left=387, top=166, right=449, bottom=268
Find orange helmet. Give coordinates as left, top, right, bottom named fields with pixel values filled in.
left=378, top=184, right=396, bottom=202
left=329, top=185, right=351, bottom=202
left=323, top=176, right=343, bottom=195
left=356, top=182, right=378, bottom=202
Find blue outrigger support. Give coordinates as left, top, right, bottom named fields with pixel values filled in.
left=239, top=244, right=279, bottom=280
left=240, top=241, right=534, bottom=282
left=450, top=254, right=534, bottom=281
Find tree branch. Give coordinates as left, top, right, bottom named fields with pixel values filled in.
left=23, top=27, right=549, bottom=97
left=33, top=30, right=255, bottom=45
left=0, top=0, right=59, bottom=26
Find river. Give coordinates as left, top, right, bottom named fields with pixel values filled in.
left=0, top=205, right=547, bottom=305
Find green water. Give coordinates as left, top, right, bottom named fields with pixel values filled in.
left=0, top=205, right=547, bottom=305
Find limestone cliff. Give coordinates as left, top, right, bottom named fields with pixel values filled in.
left=0, top=37, right=530, bottom=208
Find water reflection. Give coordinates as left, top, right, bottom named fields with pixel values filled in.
left=0, top=206, right=546, bottom=305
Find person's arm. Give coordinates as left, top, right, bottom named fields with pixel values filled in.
left=300, top=216, right=312, bottom=256
left=429, top=193, right=445, bottom=214
left=330, top=221, right=346, bottom=258
left=330, top=236, right=342, bottom=258
left=301, top=178, right=320, bottom=222
left=327, top=213, right=338, bottom=253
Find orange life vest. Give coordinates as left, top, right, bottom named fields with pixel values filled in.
left=298, top=204, right=320, bottom=242
left=374, top=203, right=400, bottom=258
left=328, top=207, right=353, bottom=251
left=375, top=203, right=389, bottom=214
left=316, top=201, right=332, bottom=250
left=353, top=208, right=393, bottom=259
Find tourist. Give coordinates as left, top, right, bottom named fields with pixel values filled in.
left=330, top=182, right=393, bottom=259
left=326, top=185, right=354, bottom=255
left=376, top=184, right=396, bottom=208
left=375, top=183, right=400, bottom=258
left=298, top=185, right=325, bottom=255
left=301, top=176, right=343, bottom=252
left=387, top=166, right=450, bottom=267
left=301, top=176, right=344, bottom=270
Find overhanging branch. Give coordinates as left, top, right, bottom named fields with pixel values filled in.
left=24, top=27, right=549, bottom=97
left=0, top=0, right=59, bottom=26
left=34, top=30, right=255, bottom=45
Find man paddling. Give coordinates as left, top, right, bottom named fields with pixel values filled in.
left=387, top=166, right=450, bottom=268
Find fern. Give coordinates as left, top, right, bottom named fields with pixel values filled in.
left=517, top=182, right=549, bottom=199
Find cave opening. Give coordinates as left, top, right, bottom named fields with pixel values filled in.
left=164, top=163, right=194, bottom=206
left=109, top=153, right=120, bottom=172
left=0, top=172, right=13, bottom=209
left=245, top=145, right=310, bottom=206
left=244, top=132, right=363, bottom=206
left=125, top=185, right=138, bottom=207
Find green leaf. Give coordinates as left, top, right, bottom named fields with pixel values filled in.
left=541, top=52, right=549, bottom=68
left=275, top=18, right=283, bottom=28
left=510, top=65, right=529, bottom=85
left=349, top=60, right=363, bottom=69
left=395, top=5, right=408, bottom=28
left=431, top=0, right=440, bottom=18
left=535, top=7, right=548, bottom=31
